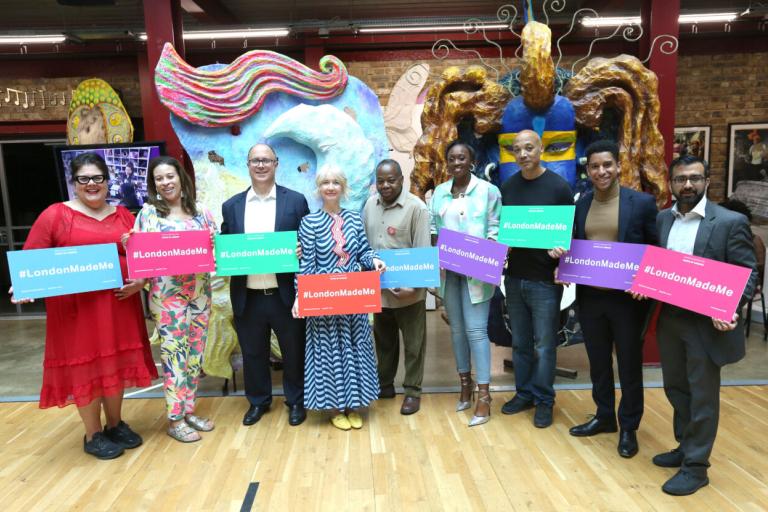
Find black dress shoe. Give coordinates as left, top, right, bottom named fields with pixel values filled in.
left=243, top=405, right=270, bottom=426
left=288, top=404, right=307, bottom=426
left=652, top=448, right=684, bottom=468
left=618, top=430, right=638, bottom=458
left=501, top=395, right=534, bottom=415
left=533, top=404, right=554, bottom=428
left=569, top=417, right=618, bottom=437
left=662, top=470, right=709, bottom=496
left=378, top=385, right=396, bottom=399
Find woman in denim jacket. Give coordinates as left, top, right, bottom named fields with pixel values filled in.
left=430, top=141, right=502, bottom=426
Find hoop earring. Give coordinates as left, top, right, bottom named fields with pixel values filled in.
left=470, top=164, right=476, bottom=173
left=156, top=194, right=162, bottom=200
left=180, top=191, right=184, bottom=198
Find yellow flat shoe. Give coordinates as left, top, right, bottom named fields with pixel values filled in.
left=330, top=413, right=351, bottom=431
left=347, top=411, right=363, bottom=429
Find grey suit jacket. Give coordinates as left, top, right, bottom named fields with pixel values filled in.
left=657, top=201, right=759, bottom=366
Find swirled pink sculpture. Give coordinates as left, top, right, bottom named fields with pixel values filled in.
left=154, top=43, right=349, bottom=127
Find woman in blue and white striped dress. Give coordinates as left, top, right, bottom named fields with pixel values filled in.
left=292, top=166, right=386, bottom=431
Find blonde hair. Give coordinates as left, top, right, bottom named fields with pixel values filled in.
left=314, top=165, right=348, bottom=199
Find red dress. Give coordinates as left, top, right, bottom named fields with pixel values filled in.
left=23, top=203, right=158, bottom=408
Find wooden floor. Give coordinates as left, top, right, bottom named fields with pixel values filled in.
left=1, top=388, right=767, bottom=511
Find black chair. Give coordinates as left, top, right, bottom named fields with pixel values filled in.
left=745, top=286, right=767, bottom=342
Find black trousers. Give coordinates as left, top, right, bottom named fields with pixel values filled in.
left=233, top=290, right=305, bottom=408
left=657, top=305, right=721, bottom=476
left=577, top=287, right=645, bottom=430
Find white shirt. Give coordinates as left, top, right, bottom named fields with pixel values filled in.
left=244, top=184, right=278, bottom=289
left=666, top=196, right=707, bottom=255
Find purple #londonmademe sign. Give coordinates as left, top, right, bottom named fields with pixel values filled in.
left=555, top=239, right=648, bottom=291
left=436, top=228, right=507, bottom=285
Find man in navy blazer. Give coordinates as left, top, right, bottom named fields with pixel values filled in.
left=221, top=143, right=309, bottom=427
left=650, top=155, right=757, bottom=495
left=552, top=140, right=658, bottom=458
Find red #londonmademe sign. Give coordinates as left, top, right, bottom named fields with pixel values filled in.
left=297, top=271, right=382, bottom=316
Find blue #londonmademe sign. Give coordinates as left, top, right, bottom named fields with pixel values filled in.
left=378, top=247, right=440, bottom=289
left=7, top=243, right=123, bottom=300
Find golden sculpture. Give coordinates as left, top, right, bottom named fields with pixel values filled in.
left=410, top=66, right=511, bottom=197
left=565, top=55, right=670, bottom=206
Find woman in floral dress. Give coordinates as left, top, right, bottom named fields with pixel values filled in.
left=132, top=156, right=217, bottom=443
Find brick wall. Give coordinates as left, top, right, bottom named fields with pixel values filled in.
left=349, top=52, right=767, bottom=202
left=676, top=52, right=768, bottom=200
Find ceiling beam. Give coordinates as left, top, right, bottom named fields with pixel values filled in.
left=180, top=0, right=237, bottom=24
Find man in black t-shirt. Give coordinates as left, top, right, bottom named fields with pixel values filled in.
left=499, top=130, right=573, bottom=428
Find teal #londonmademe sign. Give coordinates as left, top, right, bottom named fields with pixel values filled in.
left=498, top=205, right=575, bottom=250
left=214, top=231, right=299, bottom=276
left=7, top=243, right=123, bottom=300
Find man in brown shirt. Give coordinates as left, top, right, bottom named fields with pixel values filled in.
left=363, top=160, right=431, bottom=414
left=552, top=140, right=658, bottom=457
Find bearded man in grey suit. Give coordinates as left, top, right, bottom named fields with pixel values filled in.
left=650, top=155, right=758, bottom=496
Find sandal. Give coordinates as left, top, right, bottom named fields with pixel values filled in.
left=167, top=421, right=201, bottom=443
left=185, top=414, right=215, bottom=432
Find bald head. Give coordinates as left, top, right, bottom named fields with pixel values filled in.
left=248, top=143, right=277, bottom=161
left=514, top=130, right=541, bottom=146
left=511, top=130, right=544, bottom=175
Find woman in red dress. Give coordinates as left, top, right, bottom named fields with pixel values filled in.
left=10, top=152, right=157, bottom=460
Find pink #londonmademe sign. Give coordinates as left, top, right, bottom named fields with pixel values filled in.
left=126, top=230, right=214, bottom=279
left=629, top=245, right=753, bottom=321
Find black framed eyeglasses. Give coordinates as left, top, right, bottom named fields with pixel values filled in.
left=248, top=158, right=277, bottom=166
left=671, top=175, right=706, bottom=185
left=74, top=175, right=107, bottom=185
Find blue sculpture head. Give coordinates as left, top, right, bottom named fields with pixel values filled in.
left=497, top=94, right=577, bottom=186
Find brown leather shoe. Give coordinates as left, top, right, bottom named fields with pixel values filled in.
left=400, top=396, right=421, bottom=415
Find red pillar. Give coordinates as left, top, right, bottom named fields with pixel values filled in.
left=304, top=42, right=325, bottom=70
left=641, top=0, right=680, bottom=169
left=140, top=0, right=185, bottom=163
left=640, top=0, right=680, bottom=366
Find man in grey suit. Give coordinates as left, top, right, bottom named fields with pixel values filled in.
left=651, top=155, right=758, bottom=495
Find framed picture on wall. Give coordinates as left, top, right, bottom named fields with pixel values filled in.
left=673, top=126, right=710, bottom=162
left=727, top=122, right=768, bottom=198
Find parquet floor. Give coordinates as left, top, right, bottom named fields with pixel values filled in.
left=1, top=387, right=767, bottom=511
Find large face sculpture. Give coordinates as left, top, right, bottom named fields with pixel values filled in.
left=497, top=94, right=577, bottom=185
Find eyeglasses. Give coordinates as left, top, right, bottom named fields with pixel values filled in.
left=74, top=175, right=107, bottom=185
left=248, top=158, right=276, bottom=166
left=671, top=175, right=706, bottom=185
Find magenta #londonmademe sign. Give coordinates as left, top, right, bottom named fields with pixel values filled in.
left=629, top=245, right=753, bottom=321
left=436, top=228, right=507, bottom=285
left=556, top=239, right=648, bottom=291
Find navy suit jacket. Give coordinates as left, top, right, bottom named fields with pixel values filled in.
left=574, top=186, right=659, bottom=245
left=221, top=185, right=309, bottom=316
left=657, top=201, right=758, bottom=366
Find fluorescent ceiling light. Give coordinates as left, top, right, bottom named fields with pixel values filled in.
left=581, top=16, right=642, bottom=27
left=678, top=12, right=737, bottom=23
left=138, top=28, right=289, bottom=40
left=0, top=34, right=67, bottom=44
left=358, top=23, right=508, bottom=34
left=582, top=12, right=738, bottom=27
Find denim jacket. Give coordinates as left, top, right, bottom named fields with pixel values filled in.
left=430, top=175, right=502, bottom=304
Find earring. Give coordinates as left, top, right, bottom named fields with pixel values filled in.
left=470, top=164, right=476, bottom=173
left=156, top=193, right=161, bottom=200
left=180, top=191, right=184, bottom=198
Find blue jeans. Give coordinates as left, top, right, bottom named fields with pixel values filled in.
left=504, top=277, right=561, bottom=406
left=443, top=271, right=491, bottom=384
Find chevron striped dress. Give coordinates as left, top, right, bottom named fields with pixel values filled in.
left=298, top=209, right=381, bottom=410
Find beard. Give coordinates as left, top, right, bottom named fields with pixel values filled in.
left=674, top=188, right=706, bottom=209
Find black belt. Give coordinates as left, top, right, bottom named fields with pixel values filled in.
left=247, top=288, right=279, bottom=295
